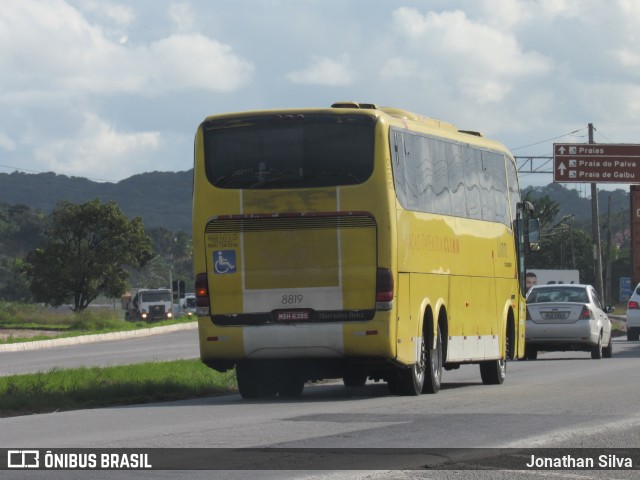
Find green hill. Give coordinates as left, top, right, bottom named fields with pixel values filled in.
left=0, top=170, right=193, bottom=233
left=0, top=169, right=632, bottom=235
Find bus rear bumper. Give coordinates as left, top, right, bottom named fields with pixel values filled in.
left=197, top=314, right=397, bottom=367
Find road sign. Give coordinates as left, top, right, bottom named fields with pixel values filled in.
left=620, top=277, right=633, bottom=303
left=553, top=143, right=640, bottom=183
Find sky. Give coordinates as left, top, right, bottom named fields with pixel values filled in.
left=1, top=0, right=639, bottom=190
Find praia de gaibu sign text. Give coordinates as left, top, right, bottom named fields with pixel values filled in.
left=553, top=143, right=640, bottom=183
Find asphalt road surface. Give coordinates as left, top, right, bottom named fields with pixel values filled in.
left=1, top=336, right=639, bottom=480
left=0, top=325, right=200, bottom=376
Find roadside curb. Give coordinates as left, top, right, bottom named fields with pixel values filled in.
left=0, top=322, right=198, bottom=353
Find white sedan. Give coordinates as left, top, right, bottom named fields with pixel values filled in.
left=625, top=283, right=640, bottom=341
left=525, top=284, right=613, bottom=360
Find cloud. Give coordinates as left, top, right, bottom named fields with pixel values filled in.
left=0, top=132, right=16, bottom=151
left=145, top=34, right=254, bottom=93
left=0, top=0, right=254, bottom=97
left=387, top=7, right=551, bottom=103
left=616, top=48, right=640, bottom=69
left=79, top=0, right=135, bottom=26
left=168, top=2, right=195, bottom=33
left=33, top=113, right=161, bottom=180
left=285, top=54, right=354, bottom=86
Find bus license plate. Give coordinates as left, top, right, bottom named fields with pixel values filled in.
left=276, top=311, right=310, bottom=321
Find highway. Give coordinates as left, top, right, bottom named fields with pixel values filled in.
left=1, top=333, right=639, bottom=479
left=0, top=324, right=199, bottom=376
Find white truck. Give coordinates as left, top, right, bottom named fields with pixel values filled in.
left=121, top=288, right=173, bottom=321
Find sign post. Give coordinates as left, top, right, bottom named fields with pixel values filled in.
left=553, top=136, right=640, bottom=302
left=553, top=143, right=640, bottom=183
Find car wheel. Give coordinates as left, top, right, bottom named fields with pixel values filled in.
left=603, top=335, right=613, bottom=358
left=591, top=333, right=603, bottom=360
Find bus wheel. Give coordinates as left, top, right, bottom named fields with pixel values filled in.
left=396, top=335, right=426, bottom=396
left=524, top=346, right=538, bottom=360
left=422, top=325, right=442, bottom=394
left=236, top=362, right=278, bottom=399
left=479, top=358, right=506, bottom=385
left=343, top=373, right=367, bottom=388
left=277, top=376, right=305, bottom=398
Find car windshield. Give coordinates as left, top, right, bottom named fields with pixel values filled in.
left=202, top=114, right=375, bottom=189
left=528, top=286, right=589, bottom=304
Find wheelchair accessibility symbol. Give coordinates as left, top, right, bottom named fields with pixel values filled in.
left=214, top=250, right=236, bottom=274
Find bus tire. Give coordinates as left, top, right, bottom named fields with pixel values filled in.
left=422, top=324, right=442, bottom=394
left=236, top=362, right=278, bottom=399
left=525, top=346, right=537, bottom=360
left=479, top=358, right=506, bottom=385
left=277, top=376, right=305, bottom=398
left=343, top=373, right=368, bottom=388
left=386, top=374, right=400, bottom=395
left=396, top=335, right=426, bottom=396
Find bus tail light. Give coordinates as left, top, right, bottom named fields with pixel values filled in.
left=376, top=268, right=393, bottom=311
left=195, top=273, right=210, bottom=316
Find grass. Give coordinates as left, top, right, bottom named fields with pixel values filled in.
left=0, top=301, right=194, bottom=344
left=0, top=303, right=231, bottom=417
left=610, top=318, right=626, bottom=337
left=0, top=359, right=237, bottom=417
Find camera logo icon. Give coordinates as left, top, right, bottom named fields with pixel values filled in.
left=7, top=450, right=40, bottom=468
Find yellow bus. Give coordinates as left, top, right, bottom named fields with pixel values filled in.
left=192, top=102, right=539, bottom=398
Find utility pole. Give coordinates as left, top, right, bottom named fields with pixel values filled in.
left=605, top=195, right=612, bottom=302
left=589, top=123, right=605, bottom=301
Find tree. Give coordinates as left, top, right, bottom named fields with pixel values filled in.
left=526, top=194, right=596, bottom=286
left=25, top=199, right=154, bottom=312
left=523, top=192, right=560, bottom=231
left=0, top=203, right=45, bottom=301
left=128, top=227, right=194, bottom=290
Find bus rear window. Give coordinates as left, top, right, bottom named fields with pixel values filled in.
left=202, top=114, right=375, bottom=189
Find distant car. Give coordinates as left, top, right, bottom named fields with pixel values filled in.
left=525, top=284, right=613, bottom=360
left=625, top=283, right=640, bottom=341
left=180, top=294, right=197, bottom=317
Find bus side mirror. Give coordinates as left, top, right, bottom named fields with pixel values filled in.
left=528, top=218, right=541, bottom=252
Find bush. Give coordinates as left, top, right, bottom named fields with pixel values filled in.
left=68, top=309, right=124, bottom=331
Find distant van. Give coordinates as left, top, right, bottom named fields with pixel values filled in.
left=180, top=294, right=197, bottom=317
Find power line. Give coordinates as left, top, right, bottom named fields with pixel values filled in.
left=0, top=163, right=117, bottom=183
left=510, top=128, right=587, bottom=152
left=593, top=126, right=615, bottom=143
left=0, top=163, right=43, bottom=174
